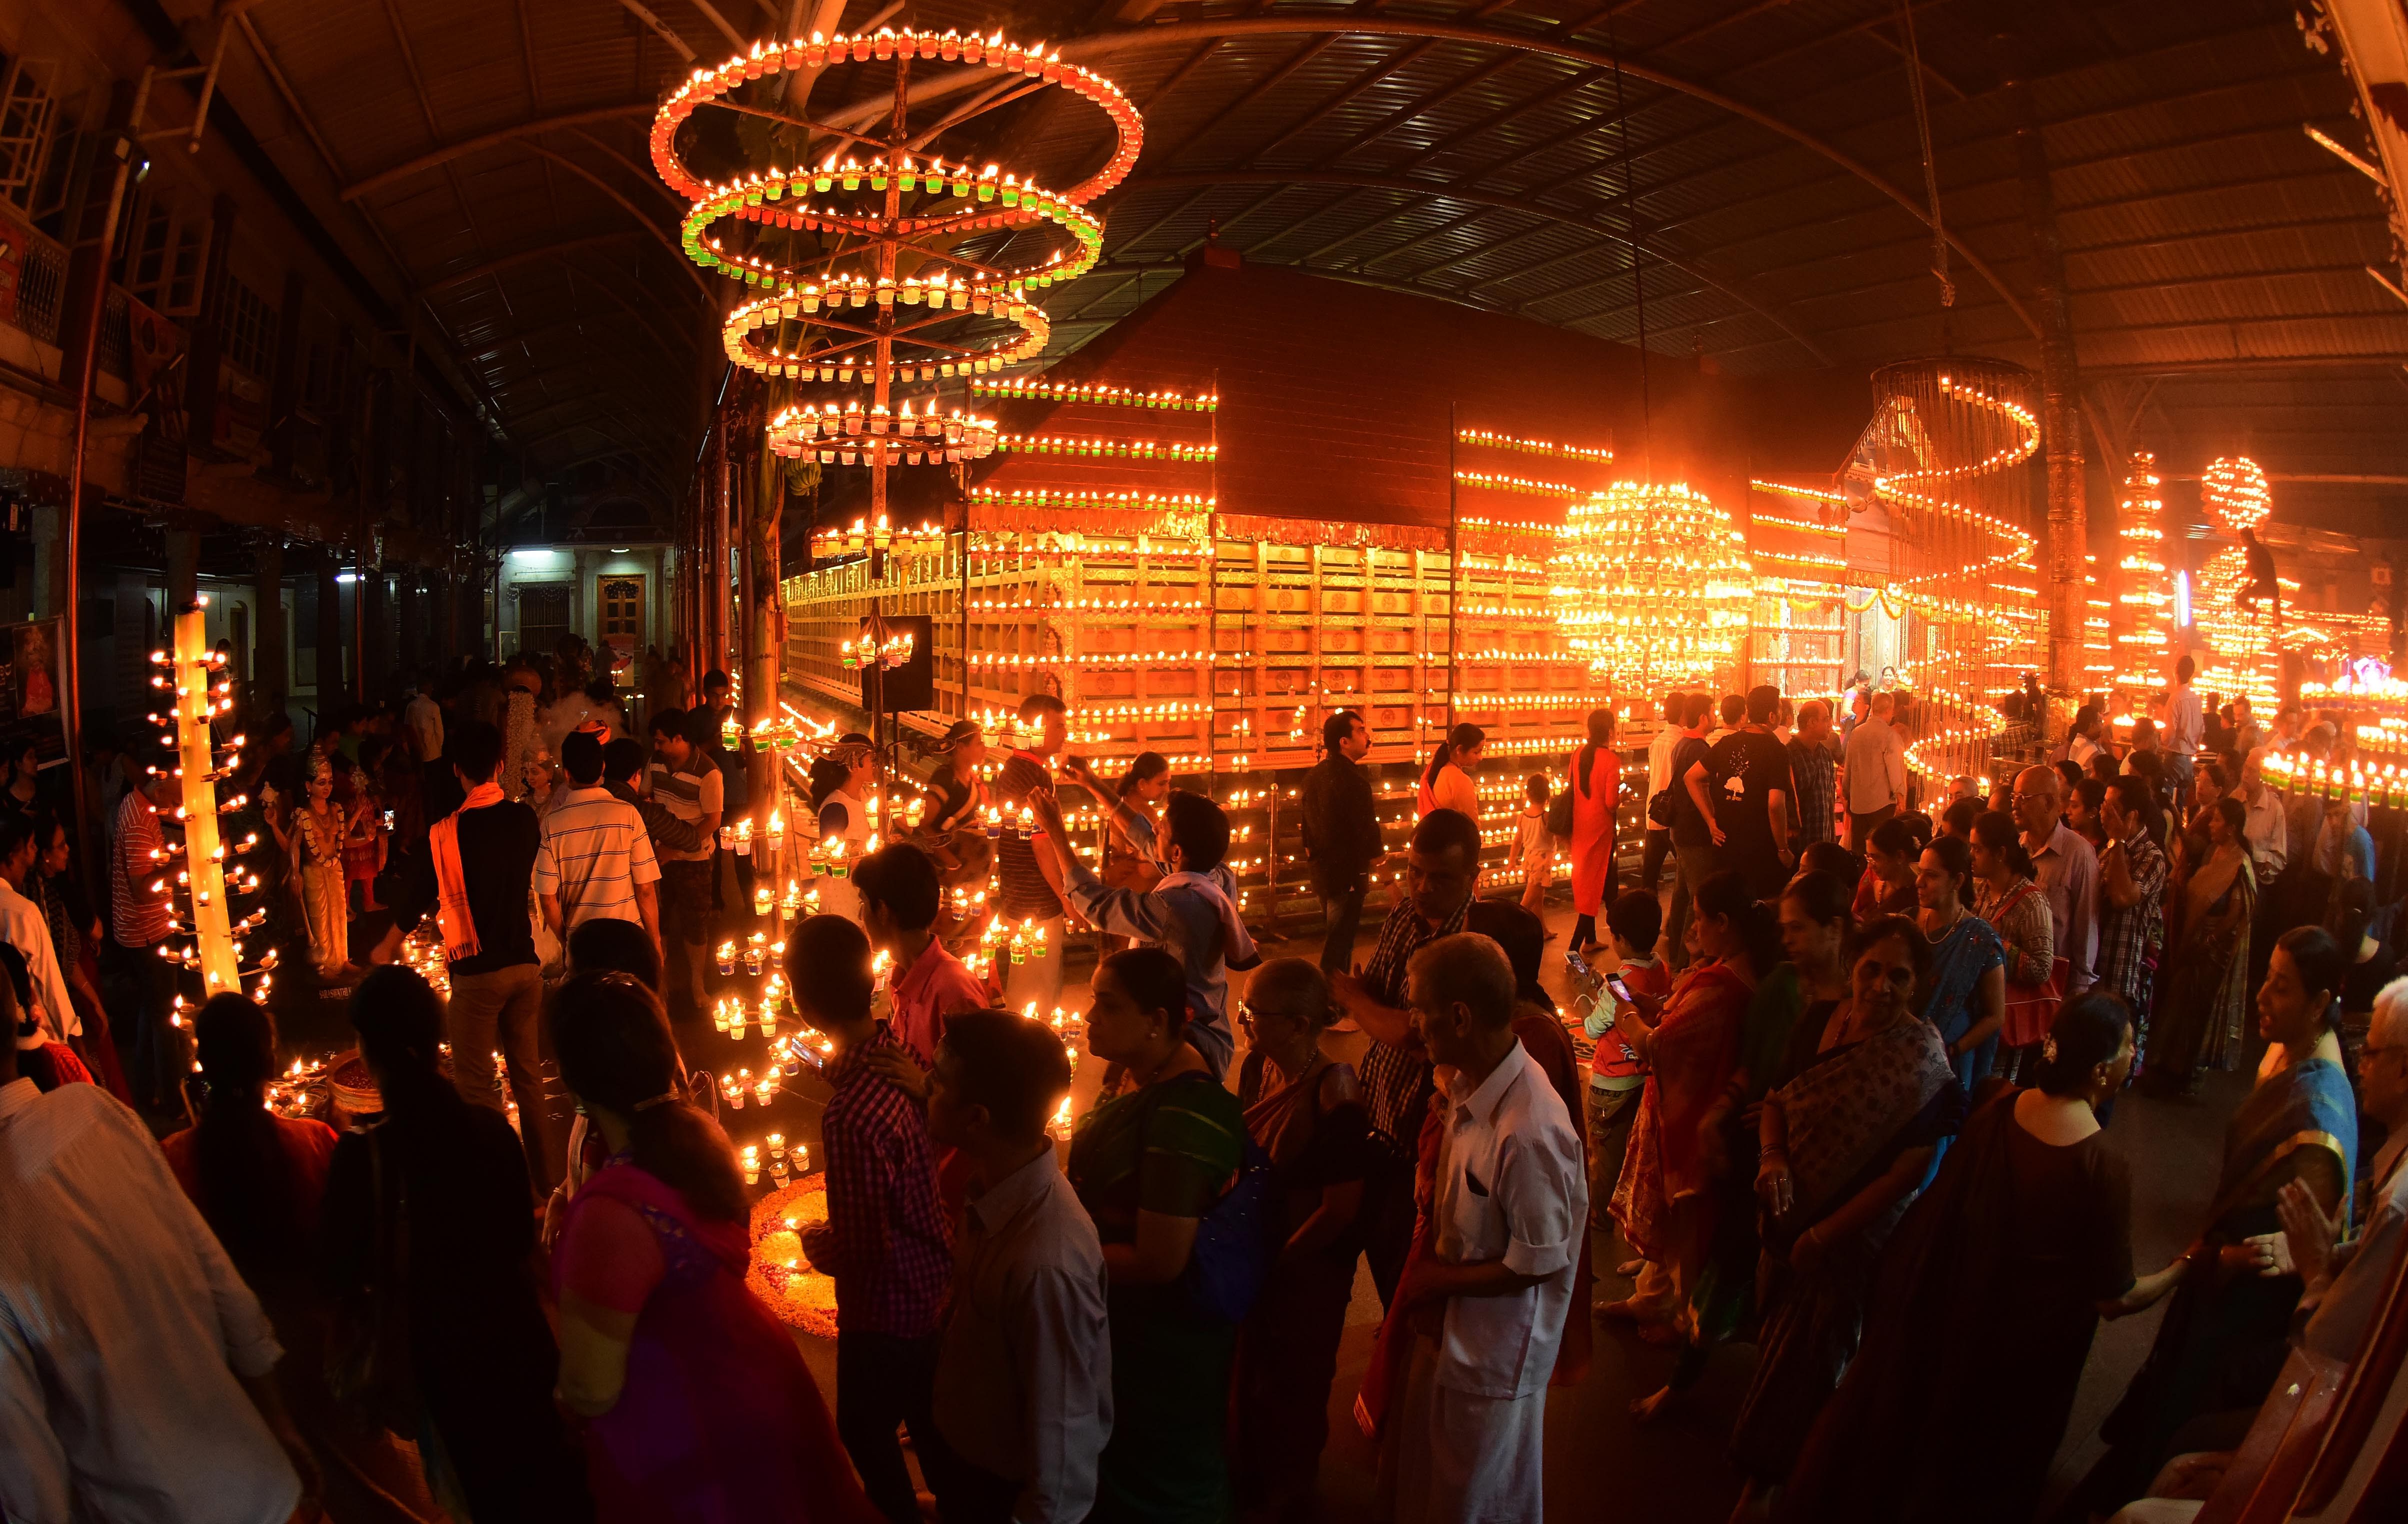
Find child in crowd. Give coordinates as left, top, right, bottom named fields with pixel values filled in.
left=1518, top=773, right=1554, bottom=917
left=1584, top=890, right=1669, bottom=1262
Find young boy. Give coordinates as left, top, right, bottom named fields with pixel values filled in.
left=1584, top=890, right=1668, bottom=1272
left=787, top=913, right=958, bottom=1524
left=1517, top=773, right=1554, bottom=917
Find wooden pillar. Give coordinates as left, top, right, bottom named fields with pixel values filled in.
left=398, top=571, right=422, bottom=677
left=314, top=556, right=342, bottom=723
left=2012, top=79, right=2086, bottom=737
left=748, top=418, right=782, bottom=837
left=165, top=530, right=200, bottom=609
left=253, top=538, right=287, bottom=716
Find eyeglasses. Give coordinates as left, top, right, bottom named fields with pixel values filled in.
left=1235, top=1002, right=1306, bottom=1029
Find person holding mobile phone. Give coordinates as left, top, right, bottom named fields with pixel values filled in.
left=1582, top=892, right=1668, bottom=1256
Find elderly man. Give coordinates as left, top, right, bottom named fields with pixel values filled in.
left=1842, top=690, right=1908, bottom=847
left=1334, top=808, right=1542, bottom=1307
left=2014, top=765, right=2099, bottom=995
left=1374, top=932, right=1584, bottom=1524
left=2230, top=752, right=2287, bottom=882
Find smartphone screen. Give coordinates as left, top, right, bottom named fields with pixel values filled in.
left=1604, top=973, right=1634, bottom=1005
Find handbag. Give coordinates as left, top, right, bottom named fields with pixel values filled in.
left=1134, top=1077, right=1278, bottom=1324
left=1998, top=880, right=2068, bottom=1049
left=326, top=1123, right=419, bottom=1436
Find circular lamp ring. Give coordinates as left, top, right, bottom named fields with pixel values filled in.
left=766, top=402, right=999, bottom=465
left=652, top=27, right=1142, bottom=206
left=680, top=167, right=1102, bottom=290
left=722, top=281, right=1050, bottom=381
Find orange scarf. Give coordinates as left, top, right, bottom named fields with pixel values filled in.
left=430, top=782, right=505, bottom=960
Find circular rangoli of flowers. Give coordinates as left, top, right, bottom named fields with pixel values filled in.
left=746, top=1175, right=840, bottom=1338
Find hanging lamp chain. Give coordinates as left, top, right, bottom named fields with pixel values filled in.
left=1898, top=0, right=1955, bottom=307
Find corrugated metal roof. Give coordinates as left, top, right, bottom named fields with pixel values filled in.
left=199, top=0, right=2408, bottom=506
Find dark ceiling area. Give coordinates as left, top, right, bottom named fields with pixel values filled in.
left=202, top=0, right=2407, bottom=529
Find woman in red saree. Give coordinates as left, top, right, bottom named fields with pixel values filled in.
left=1601, top=870, right=1771, bottom=1339
left=548, top=971, right=879, bottom=1524
left=1567, top=708, right=1621, bottom=955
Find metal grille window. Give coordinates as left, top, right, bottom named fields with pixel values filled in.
left=98, top=289, right=128, bottom=376
left=219, top=274, right=277, bottom=377
left=0, top=55, right=56, bottom=215
left=15, top=236, right=64, bottom=344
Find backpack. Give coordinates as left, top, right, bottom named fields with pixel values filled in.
left=1134, top=1076, right=1278, bottom=1324
left=1651, top=736, right=1708, bottom=830
left=1544, top=789, right=1576, bottom=840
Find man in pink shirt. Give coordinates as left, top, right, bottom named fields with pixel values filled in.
left=854, top=843, right=989, bottom=1068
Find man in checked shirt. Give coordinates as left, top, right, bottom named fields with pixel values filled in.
left=1332, top=808, right=1532, bottom=1309
left=790, top=914, right=962, bottom=1524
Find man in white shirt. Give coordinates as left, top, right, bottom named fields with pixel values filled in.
left=1377, top=933, right=1584, bottom=1524
left=404, top=669, right=446, bottom=763
left=1842, top=690, right=1908, bottom=846
left=2232, top=752, right=2288, bottom=881
left=0, top=1038, right=316, bottom=1522
left=2163, top=654, right=2204, bottom=810
left=1640, top=690, right=1686, bottom=894
left=0, top=816, right=76, bottom=1041
left=926, top=1010, right=1110, bottom=1524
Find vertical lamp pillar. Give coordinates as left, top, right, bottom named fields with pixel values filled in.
left=173, top=602, right=240, bottom=996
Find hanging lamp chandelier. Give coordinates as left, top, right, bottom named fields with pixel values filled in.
left=654, top=25, right=1142, bottom=516
left=1550, top=480, right=1754, bottom=694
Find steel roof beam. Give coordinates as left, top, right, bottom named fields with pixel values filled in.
left=340, top=104, right=654, bottom=202
left=1060, top=16, right=2042, bottom=337
left=423, top=231, right=651, bottom=296
left=1122, top=168, right=1828, bottom=362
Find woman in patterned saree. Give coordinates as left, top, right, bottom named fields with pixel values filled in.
left=2143, top=796, right=2258, bottom=1094
left=1726, top=915, right=1966, bottom=1521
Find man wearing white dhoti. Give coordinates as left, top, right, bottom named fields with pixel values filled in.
left=1376, top=932, right=1587, bottom=1524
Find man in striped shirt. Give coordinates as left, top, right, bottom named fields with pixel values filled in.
left=536, top=730, right=660, bottom=955
left=645, top=708, right=722, bottom=1035
left=112, top=770, right=184, bottom=1108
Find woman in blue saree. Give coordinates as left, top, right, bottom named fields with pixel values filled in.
left=1914, top=835, right=2006, bottom=1092
left=2065, top=925, right=2358, bottom=1518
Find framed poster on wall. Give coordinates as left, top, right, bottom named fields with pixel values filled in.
left=0, top=617, right=70, bottom=774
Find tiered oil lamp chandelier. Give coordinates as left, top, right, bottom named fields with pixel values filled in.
left=1549, top=481, right=1754, bottom=695
left=652, top=24, right=1142, bottom=511
left=144, top=599, right=275, bottom=1017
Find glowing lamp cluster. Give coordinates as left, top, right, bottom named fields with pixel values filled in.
left=2200, top=455, right=2272, bottom=533
left=2112, top=452, right=2175, bottom=695
left=144, top=600, right=274, bottom=1007
left=652, top=29, right=1142, bottom=205
left=766, top=399, right=998, bottom=465
left=1549, top=481, right=1753, bottom=693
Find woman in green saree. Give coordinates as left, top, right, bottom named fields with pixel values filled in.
left=1067, top=946, right=1248, bottom=1524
